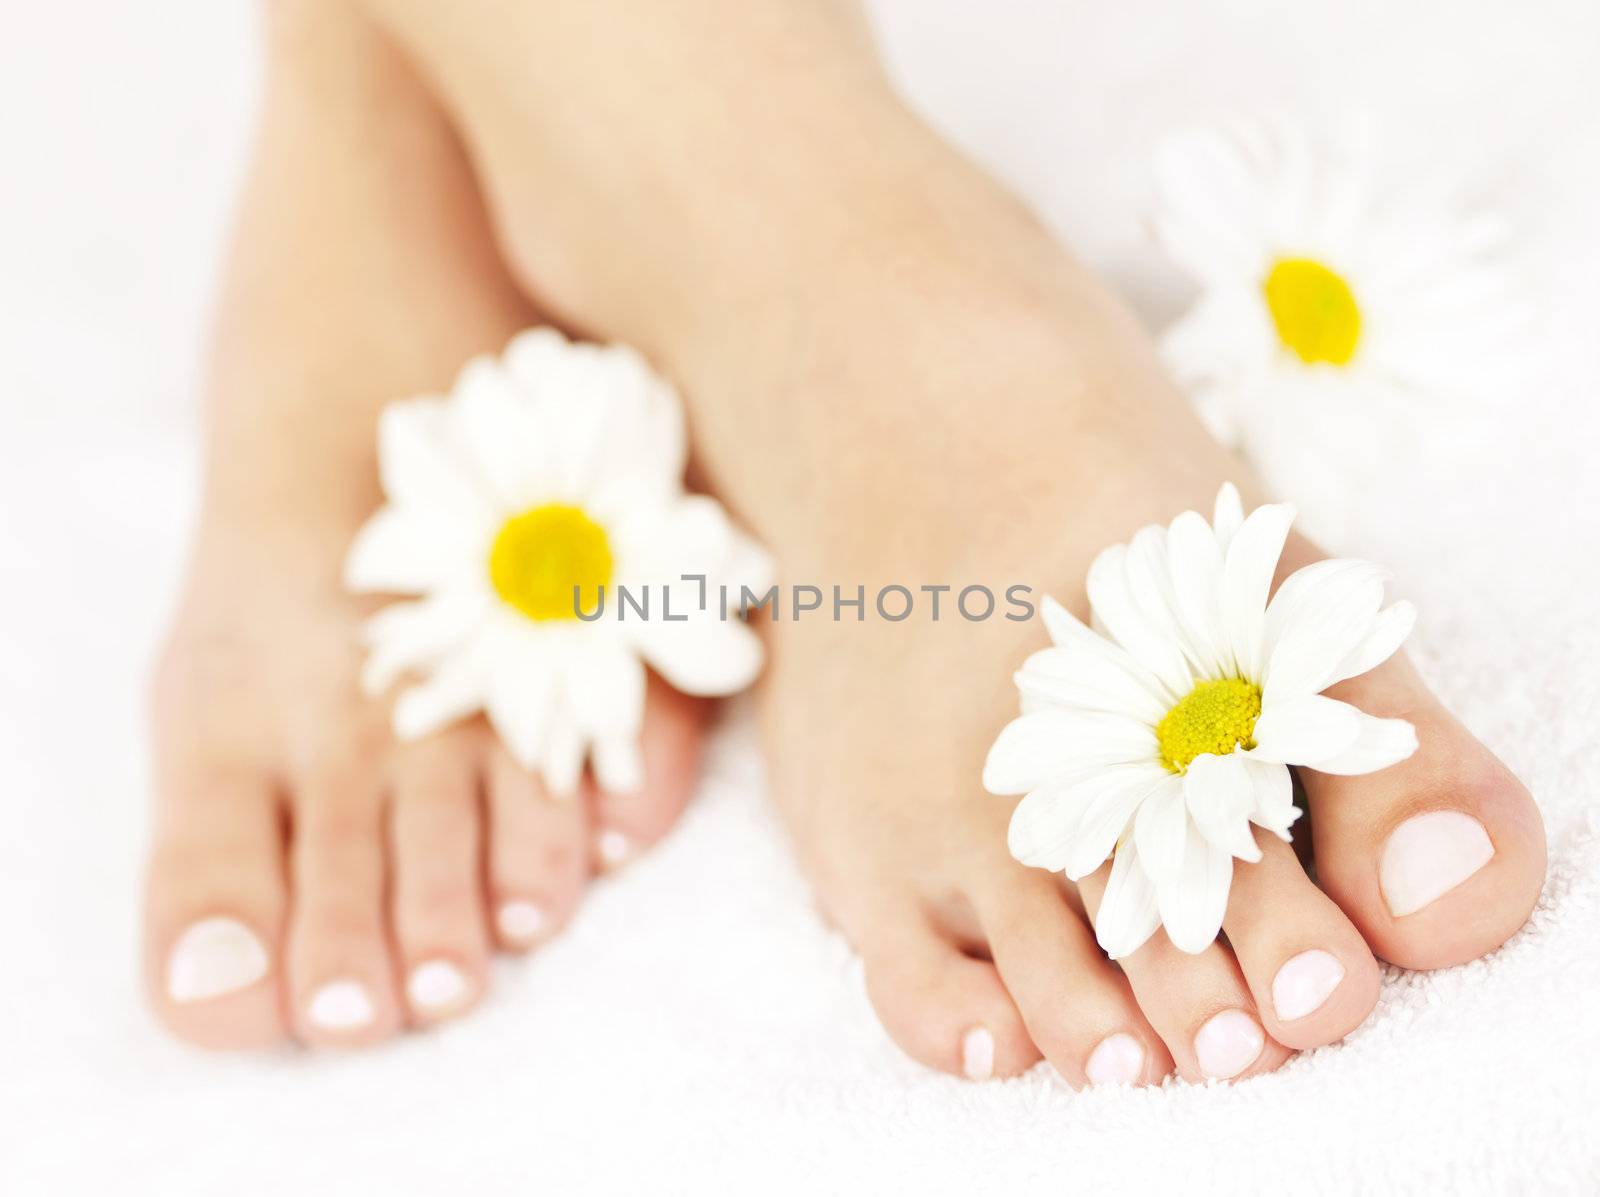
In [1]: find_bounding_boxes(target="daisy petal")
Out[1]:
[1037,596,1171,712]
[984,711,1159,796]
[359,590,487,695]
[629,614,764,697]
[483,629,558,771]
[1095,843,1163,960]
[1327,601,1417,687]
[1262,559,1386,699]
[393,637,490,742]
[539,708,586,800]
[1165,509,1230,678]
[377,398,494,522]
[1184,751,1264,862]
[1066,771,1176,881]
[345,506,474,595]
[1250,693,1362,764]
[1220,501,1295,679]
[1304,714,1418,776]
[1133,780,1190,882]
[451,355,550,508]
[1243,756,1299,841]
[1087,543,1191,698]
[593,735,645,795]
[1158,830,1233,954]
[1013,645,1168,724]
[1212,482,1245,549]
[563,632,647,743]
[1007,780,1093,871]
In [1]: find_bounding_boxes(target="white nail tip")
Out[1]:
[166,917,270,1003]
[497,900,549,943]
[308,979,375,1031]
[1085,1032,1146,1085]
[1194,1009,1265,1080]
[1272,949,1346,1022]
[962,1026,995,1081]
[596,829,632,869]
[408,959,469,1012]
[1380,810,1495,917]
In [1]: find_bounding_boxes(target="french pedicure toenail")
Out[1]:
[961,1026,995,1081]
[308,979,376,1031]
[408,959,469,1013]
[1272,949,1346,1022]
[596,829,633,870]
[1380,811,1496,917]
[496,900,548,944]
[1193,1010,1265,1080]
[1085,1033,1146,1085]
[166,917,270,1003]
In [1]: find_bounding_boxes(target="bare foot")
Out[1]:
[143,2,706,1049]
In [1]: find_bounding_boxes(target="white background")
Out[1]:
[3,2,1598,1193]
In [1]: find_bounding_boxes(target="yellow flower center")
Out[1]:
[487,503,613,622]
[1262,257,1362,366]
[1155,677,1263,773]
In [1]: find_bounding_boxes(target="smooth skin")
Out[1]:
[147,0,1545,1080]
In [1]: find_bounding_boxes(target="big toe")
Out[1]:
[1304,653,1546,971]
[144,769,287,1050]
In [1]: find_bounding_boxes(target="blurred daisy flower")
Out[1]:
[1152,122,1520,541]
[983,484,1416,958]
[345,329,771,797]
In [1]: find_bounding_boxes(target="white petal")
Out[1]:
[1304,714,1418,776]
[1220,501,1295,679]
[377,398,495,521]
[628,613,764,697]
[359,589,487,695]
[1065,770,1175,881]
[1087,542,1191,698]
[1261,559,1386,699]
[1013,645,1167,725]
[1183,752,1263,863]
[451,355,551,509]
[983,711,1159,796]
[1250,693,1362,764]
[1133,780,1190,882]
[1157,831,1233,954]
[1212,482,1245,549]
[1007,780,1093,871]
[392,640,490,742]
[344,505,476,595]
[1326,601,1416,687]
[1037,596,1171,712]
[592,735,645,795]
[1094,843,1163,960]
[483,629,558,770]
[1165,509,1230,678]
[1243,756,1299,841]
[539,707,586,800]
[563,633,646,742]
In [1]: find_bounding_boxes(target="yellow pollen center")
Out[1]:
[1155,677,1263,773]
[487,503,613,622]
[1262,257,1362,366]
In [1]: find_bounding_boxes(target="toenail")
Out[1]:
[1193,1009,1265,1080]
[1085,1033,1145,1085]
[308,979,376,1031]
[596,828,633,870]
[408,959,469,1013]
[1380,811,1495,917]
[961,1026,995,1081]
[166,917,270,1003]
[1272,949,1346,1022]
[496,900,548,944]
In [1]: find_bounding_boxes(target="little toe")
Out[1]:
[1304,651,1546,971]
[389,731,490,1025]
[589,673,707,871]
[286,766,403,1046]
[1221,831,1380,1051]
[857,898,1039,1081]
[144,771,287,1049]
[1079,867,1292,1084]
[976,872,1172,1087]
[485,744,590,950]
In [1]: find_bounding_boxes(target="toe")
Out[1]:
[589,674,706,871]
[144,771,287,1049]
[1221,831,1380,1050]
[1305,651,1546,971]
[857,897,1039,1080]
[389,731,490,1025]
[286,765,403,1046]
[485,744,590,950]
[1079,866,1292,1083]
[976,871,1171,1087]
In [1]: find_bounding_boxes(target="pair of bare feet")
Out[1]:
[145,0,1545,1084]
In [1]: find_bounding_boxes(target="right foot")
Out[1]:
[143,4,708,1049]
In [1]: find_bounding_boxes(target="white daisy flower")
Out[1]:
[1151,121,1519,542]
[983,483,1417,959]
[345,328,771,797]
